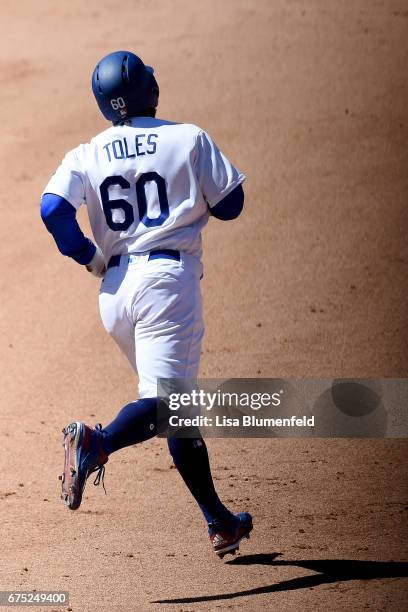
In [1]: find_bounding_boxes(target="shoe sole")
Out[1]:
[216,523,253,559]
[60,421,83,511]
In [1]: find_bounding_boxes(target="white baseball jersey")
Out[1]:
[44,117,245,262]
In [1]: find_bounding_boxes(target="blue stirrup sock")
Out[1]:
[100,398,158,454]
[167,436,236,527]
[99,398,235,527]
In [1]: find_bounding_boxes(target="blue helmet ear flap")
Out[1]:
[149,73,159,109]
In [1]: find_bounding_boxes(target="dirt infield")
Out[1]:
[0,1,407,610]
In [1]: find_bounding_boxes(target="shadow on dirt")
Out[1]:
[153,553,408,604]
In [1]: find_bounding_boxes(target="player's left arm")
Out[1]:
[196,130,246,221]
[208,184,244,220]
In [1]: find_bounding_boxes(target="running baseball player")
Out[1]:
[41,51,252,558]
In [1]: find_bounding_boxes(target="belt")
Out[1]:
[107,249,180,270]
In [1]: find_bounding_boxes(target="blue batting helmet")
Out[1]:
[91,51,159,124]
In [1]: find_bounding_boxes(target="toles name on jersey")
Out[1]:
[103,134,158,162]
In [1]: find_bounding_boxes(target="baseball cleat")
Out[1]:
[209,512,253,558]
[60,421,108,510]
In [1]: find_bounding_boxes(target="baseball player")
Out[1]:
[41,51,252,558]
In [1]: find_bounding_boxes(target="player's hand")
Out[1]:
[86,246,106,278]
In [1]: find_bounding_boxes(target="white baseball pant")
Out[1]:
[98,251,204,398]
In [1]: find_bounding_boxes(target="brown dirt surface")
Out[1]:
[0,1,407,610]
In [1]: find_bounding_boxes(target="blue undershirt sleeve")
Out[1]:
[208,184,244,221]
[40,193,96,265]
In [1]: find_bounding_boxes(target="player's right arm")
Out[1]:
[41,194,105,276]
[40,148,105,277]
